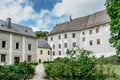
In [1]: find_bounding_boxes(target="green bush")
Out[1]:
[44,49,106,80]
[0,62,35,80]
[43,61,53,63]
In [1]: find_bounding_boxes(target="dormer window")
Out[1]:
[1,24,4,27]
[25,30,27,32]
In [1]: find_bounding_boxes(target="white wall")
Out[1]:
[48,24,115,59]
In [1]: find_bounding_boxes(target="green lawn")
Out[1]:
[103,64,120,80]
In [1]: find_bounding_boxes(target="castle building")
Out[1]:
[47,10,115,59]
[37,39,51,63]
[0,18,37,65]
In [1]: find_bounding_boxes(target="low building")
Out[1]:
[47,10,115,59]
[0,18,37,65]
[37,39,51,63]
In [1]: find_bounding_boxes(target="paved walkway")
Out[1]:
[30,64,47,80]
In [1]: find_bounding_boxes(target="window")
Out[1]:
[28,44,31,50]
[59,51,61,55]
[51,37,53,41]
[16,43,19,49]
[89,30,92,34]
[53,45,55,49]
[48,51,50,55]
[25,30,27,32]
[59,44,61,48]
[72,33,75,38]
[2,41,6,48]
[97,39,100,44]
[53,51,55,56]
[90,40,93,45]
[64,34,67,39]
[82,32,85,35]
[40,50,43,55]
[73,51,76,54]
[73,42,76,47]
[1,54,6,62]
[96,28,99,33]
[82,37,85,42]
[64,43,67,48]
[28,55,31,62]
[58,35,61,39]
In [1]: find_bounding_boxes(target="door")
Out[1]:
[39,59,41,63]
[14,57,20,63]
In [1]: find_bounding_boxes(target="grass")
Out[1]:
[103,64,120,80]
[44,63,120,80]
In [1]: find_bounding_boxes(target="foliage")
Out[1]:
[96,55,120,65]
[43,61,53,63]
[0,62,36,80]
[34,31,49,40]
[44,49,108,80]
[105,0,120,55]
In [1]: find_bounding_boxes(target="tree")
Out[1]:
[105,0,120,55]
[34,31,49,40]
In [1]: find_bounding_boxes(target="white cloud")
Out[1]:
[52,0,106,18]
[0,0,36,23]
[0,0,106,32]
[30,26,40,32]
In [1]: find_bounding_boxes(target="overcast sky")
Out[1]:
[0,0,106,31]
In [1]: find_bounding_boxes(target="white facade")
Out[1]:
[0,30,37,65]
[48,23,115,59]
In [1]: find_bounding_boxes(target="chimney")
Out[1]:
[6,17,11,28]
[69,15,72,22]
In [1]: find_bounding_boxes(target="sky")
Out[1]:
[0,0,106,32]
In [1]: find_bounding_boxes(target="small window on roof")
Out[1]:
[1,24,4,27]
[25,30,27,32]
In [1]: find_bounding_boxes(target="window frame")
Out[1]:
[82,32,85,35]
[72,33,75,38]
[1,54,6,62]
[58,35,61,39]
[97,39,100,45]
[96,27,99,33]
[53,51,55,56]
[28,44,31,50]
[48,51,50,55]
[73,42,76,47]
[28,55,31,62]
[59,44,61,48]
[16,42,19,49]
[40,50,43,55]
[89,30,92,34]
[64,34,67,39]
[64,43,67,48]
[53,45,55,49]
[90,40,93,46]
[2,41,6,48]
[59,51,61,55]
[82,37,85,42]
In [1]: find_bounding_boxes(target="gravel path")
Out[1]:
[30,64,47,80]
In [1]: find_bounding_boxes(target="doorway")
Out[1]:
[14,57,20,63]
[39,59,41,63]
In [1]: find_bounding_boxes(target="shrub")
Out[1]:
[44,49,106,80]
[0,62,35,80]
